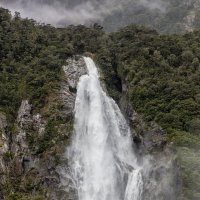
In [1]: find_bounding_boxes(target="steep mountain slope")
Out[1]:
[96,26,200,199]
[101,0,200,33]
[0,8,200,200]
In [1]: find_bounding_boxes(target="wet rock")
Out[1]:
[63,56,87,91]
[0,56,87,199]
[17,100,32,129]
[0,113,9,155]
[143,122,167,153]
[0,112,9,185]
[56,56,87,199]
[119,81,179,199]
[0,188,4,200]
[59,56,87,118]
[33,114,46,136]
[119,91,167,153]
[0,113,7,131]
[15,100,32,151]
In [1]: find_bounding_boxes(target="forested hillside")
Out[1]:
[96,26,200,199]
[0,7,200,199]
[0,8,104,124]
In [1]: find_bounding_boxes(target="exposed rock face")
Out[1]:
[14,100,32,155]
[56,56,87,200]
[143,122,167,152]
[0,112,9,158]
[0,112,9,189]
[63,57,87,92]
[119,80,180,200]
[60,56,87,118]
[0,56,179,199]
[120,80,168,152]
[0,56,87,199]
[8,100,47,175]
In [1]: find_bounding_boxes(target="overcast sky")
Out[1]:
[0,0,168,26]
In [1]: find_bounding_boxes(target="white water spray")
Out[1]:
[68,57,143,200]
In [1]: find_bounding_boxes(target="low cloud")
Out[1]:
[0,0,168,26]
[140,0,168,11]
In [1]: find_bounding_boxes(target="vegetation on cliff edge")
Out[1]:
[1,7,200,200]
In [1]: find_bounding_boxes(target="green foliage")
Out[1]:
[98,25,200,135]
[1,7,200,199]
[36,118,73,155]
[3,152,13,162]
[170,130,200,148]
[0,9,104,124]
[5,193,46,200]
[177,147,200,200]
[95,25,200,199]
[36,119,57,154]
[0,9,61,122]
[0,9,103,198]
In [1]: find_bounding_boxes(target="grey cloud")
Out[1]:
[139,0,168,11]
[0,0,168,26]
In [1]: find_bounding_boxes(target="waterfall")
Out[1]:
[68,57,143,200]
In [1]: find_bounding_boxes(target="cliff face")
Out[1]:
[0,7,199,198]
[0,56,87,200]
[119,81,180,200]
[0,56,179,200]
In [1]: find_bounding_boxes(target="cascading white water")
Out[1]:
[68,57,143,200]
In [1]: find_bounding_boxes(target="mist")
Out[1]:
[0,0,168,26]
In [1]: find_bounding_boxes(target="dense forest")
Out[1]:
[0,7,200,199]
[0,8,104,123]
